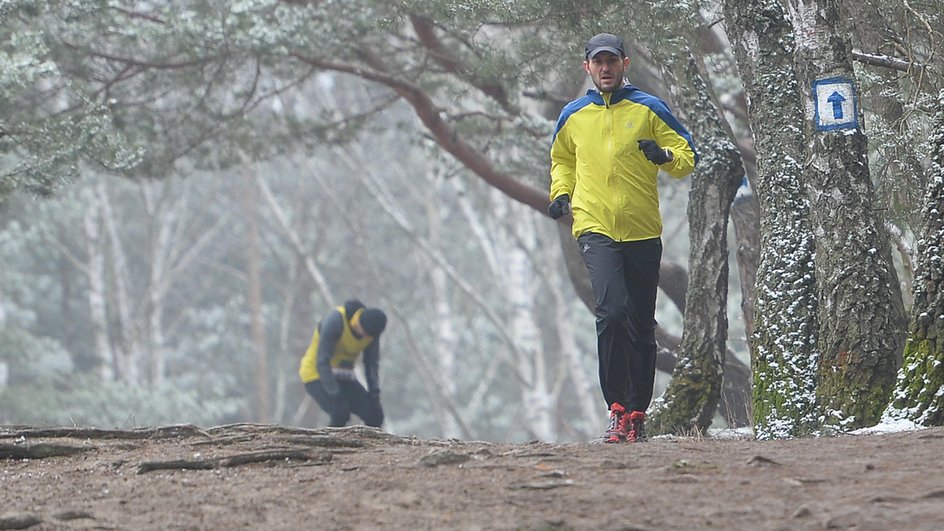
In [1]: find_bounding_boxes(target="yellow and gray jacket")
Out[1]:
[549,83,698,241]
[298,304,380,394]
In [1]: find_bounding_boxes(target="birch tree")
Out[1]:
[425,156,464,439]
[787,0,906,430]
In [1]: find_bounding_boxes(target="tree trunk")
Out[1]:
[647,49,744,435]
[788,0,906,430]
[724,0,822,438]
[428,158,462,439]
[730,181,760,345]
[690,29,762,350]
[242,168,270,422]
[97,179,142,383]
[82,192,114,382]
[141,180,174,388]
[886,89,944,426]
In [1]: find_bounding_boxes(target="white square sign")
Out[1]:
[813,78,857,131]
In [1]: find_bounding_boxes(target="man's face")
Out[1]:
[583,52,629,94]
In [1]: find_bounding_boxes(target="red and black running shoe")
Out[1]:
[626,410,647,442]
[603,402,629,443]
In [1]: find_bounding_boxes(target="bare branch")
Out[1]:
[290,52,549,213]
[852,49,923,73]
[408,15,517,114]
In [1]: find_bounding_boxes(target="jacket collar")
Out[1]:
[586,81,637,105]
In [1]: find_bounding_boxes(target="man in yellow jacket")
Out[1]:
[549,33,698,443]
[299,300,387,427]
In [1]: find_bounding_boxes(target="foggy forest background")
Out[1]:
[1,0,942,442]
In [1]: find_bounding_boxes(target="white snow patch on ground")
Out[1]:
[708,426,755,439]
[851,417,924,435]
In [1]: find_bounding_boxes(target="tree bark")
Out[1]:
[729,177,760,346]
[788,0,906,430]
[647,48,744,435]
[886,89,944,426]
[242,167,270,422]
[724,0,821,438]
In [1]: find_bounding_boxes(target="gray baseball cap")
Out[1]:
[585,33,625,59]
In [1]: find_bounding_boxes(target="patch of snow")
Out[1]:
[708,426,755,440]
[851,417,924,435]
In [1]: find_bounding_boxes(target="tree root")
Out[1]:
[137,449,331,473]
[0,442,90,460]
[0,424,212,441]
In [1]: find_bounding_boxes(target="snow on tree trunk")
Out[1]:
[648,49,743,435]
[724,0,821,438]
[885,89,944,426]
[788,0,906,430]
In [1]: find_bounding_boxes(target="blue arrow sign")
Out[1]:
[827,91,846,119]
[813,78,857,132]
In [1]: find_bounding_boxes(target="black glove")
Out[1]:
[638,140,673,165]
[548,194,571,219]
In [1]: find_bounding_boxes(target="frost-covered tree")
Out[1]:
[787,0,906,430]
[723,0,821,438]
[885,89,944,426]
[646,46,744,434]
[0,3,138,197]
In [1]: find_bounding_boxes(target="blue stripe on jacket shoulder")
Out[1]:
[552,95,597,140]
[623,88,701,164]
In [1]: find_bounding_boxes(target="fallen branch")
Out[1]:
[1,423,415,447]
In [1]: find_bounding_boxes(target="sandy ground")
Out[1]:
[1,423,943,530]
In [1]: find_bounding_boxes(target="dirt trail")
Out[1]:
[2,424,942,530]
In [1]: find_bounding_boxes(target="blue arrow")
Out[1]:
[827,91,846,119]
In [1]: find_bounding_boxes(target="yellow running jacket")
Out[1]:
[549,83,698,241]
[298,306,376,385]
